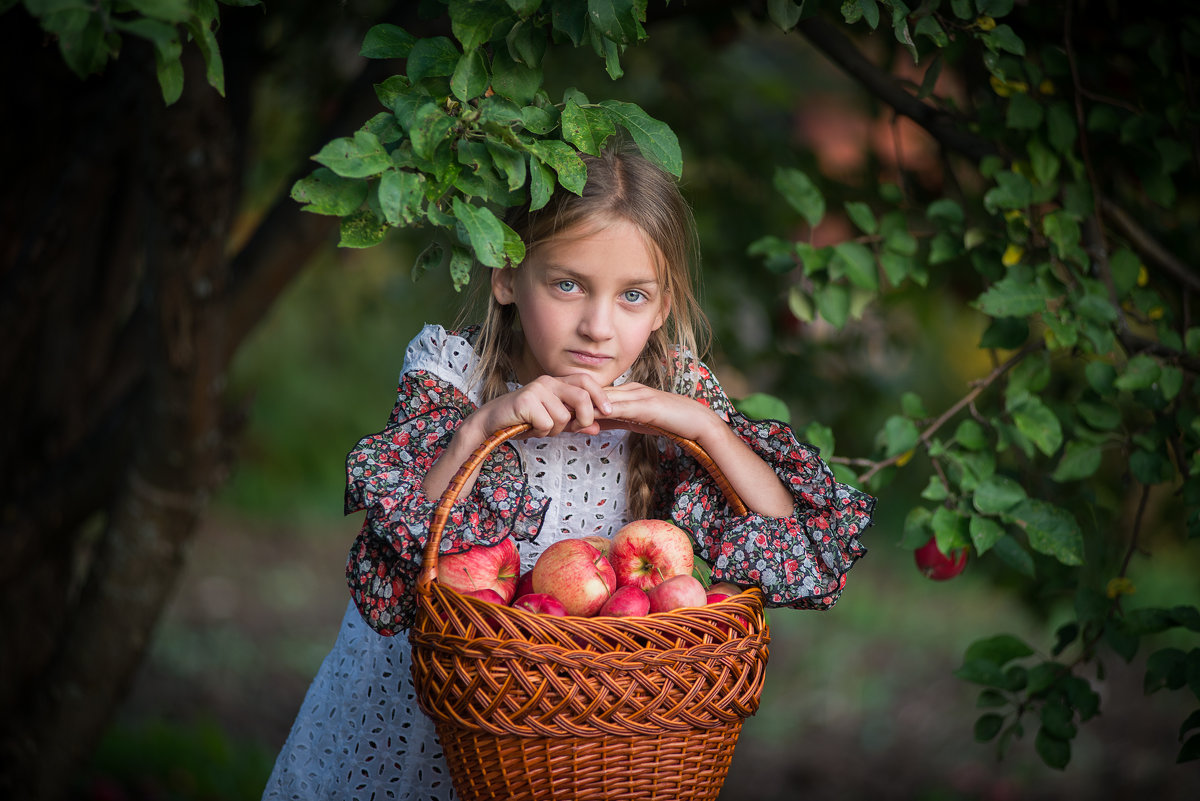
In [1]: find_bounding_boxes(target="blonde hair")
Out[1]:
[464,146,709,519]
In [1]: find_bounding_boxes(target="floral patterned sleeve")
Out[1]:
[344,371,548,635]
[658,354,875,611]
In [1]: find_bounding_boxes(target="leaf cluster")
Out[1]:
[289,0,681,289]
[747,0,1200,768]
[7,0,259,104]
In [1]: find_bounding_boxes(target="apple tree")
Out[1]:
[289,0,1200,770]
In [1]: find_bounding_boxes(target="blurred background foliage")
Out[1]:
[53,2,1200,800]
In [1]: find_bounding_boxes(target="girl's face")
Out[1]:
[492,218,670,387]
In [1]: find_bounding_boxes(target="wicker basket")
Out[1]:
[410,422,771,801]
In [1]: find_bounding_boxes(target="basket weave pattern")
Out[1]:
[410,423,771,801]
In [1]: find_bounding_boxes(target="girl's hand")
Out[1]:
[599,382,795,519]
[597,382,720,442]
[476,373,613,439]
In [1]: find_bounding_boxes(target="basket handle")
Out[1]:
[417,421,749,590]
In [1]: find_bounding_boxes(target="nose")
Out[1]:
[578,298,615,341]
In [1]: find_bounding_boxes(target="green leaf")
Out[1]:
[802,422,834,455]
[1179,733,1200,764]
[975,713,1005,742]
[1075,401,1120,431]
[920,475,949,502]
[487,141,527,191]
[448,245,474,291]
[528,156,555,210]
[411,240,446,283]
[884,415,920,458]
[1114,354,1162,391]
[451,48,490,101]
[361,24,416,59]
[410,104,455,163]
[339,209,388,248]
[597,100,682,178]
[969,515,1005,556]
[984,24,1026,56]
[1010,498,1085,566]
[452,197,506,268]
[844,201,878,234]
[814,283,850,329]
[377,170,424,226]
[587,0,640,44]
[927,198,965,228]
[956,419,987,450]
[506,0,543,15]
[450,0,511,51]
[1035,728,1071,770]
[1041,700,1077,740]
[1010,395,1063,457]
[290,168,368,216]
[1046,102,1077,152]
[1160,365,1183,401]
[520,104,558,134]
[561,99,615,156]
[407,37,460,82]
[973,474,1027,515]
[506,19,547,67]
[1109,248,1142,296]
[983,170,1033,212]
[976,272,1045,316]
[979,317,1029,349]
[1007,91,1043,130]
[734,393,791,423]
[992,534,1035,576]
[312,131,391,178]
[774,168,826,227]
[1051,441,1102,482]
[901,506,933,549]
[491,47,542,105]
[768,0,803,31]
[965,634,1035,666]
[528,139,587,194]
[833,242,879,290]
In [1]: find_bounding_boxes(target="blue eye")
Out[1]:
[556,280,577,292]
[623,290,646,303]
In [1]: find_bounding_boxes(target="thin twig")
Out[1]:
[857,340,1044,483]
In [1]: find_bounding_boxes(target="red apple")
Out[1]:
[914,535,968,580]
[512,592,569,616]
[513,569,535,601]
[438,538,521,603]
[598,585,651,617]
[609,519,696,591]
[582,535,613,557]
[647,574,708,613]
[462,588,505,604]
[532,539,617,617]
[705,581,743,604]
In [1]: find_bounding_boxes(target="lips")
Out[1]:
[568,350,612,365]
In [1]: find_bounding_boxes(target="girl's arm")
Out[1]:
[599,382,794,518]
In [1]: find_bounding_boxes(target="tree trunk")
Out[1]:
[0,17,243,798]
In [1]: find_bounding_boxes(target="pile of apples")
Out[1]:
[437,518,742,618]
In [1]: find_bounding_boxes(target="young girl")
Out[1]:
[262,147,874,800]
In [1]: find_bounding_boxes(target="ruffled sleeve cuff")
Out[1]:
[344,401,549,633]
[661,356,875,609]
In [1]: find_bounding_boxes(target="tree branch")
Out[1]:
[851,340,1044,484]
[795,15,999,163]
[1100,197,1200,294]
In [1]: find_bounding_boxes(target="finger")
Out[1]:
[561,373,614,415]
